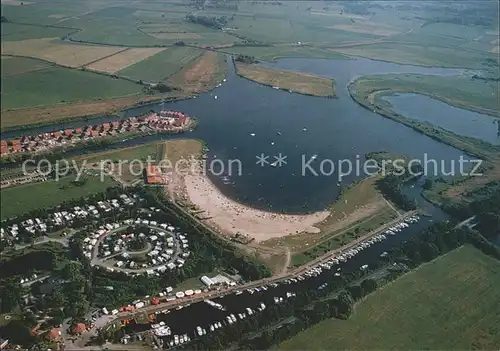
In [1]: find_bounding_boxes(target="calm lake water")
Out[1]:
[4,57,472,213]
[383,93,500,145]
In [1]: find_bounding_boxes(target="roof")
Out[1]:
[147,176,163,184]
[145,164,161,177]
[71,323,86,334]
[47,328,61,340]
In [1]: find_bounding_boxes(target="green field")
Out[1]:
[336,42,497,69]
[62,6,236,47]
[74,142,161,164]
[280,245,500,350]
[1,55,53,77]
[1,175,115,219]
[2,60,142,109]
[1,22,72,41]
[226,45,348,61]
[118,47,202,82]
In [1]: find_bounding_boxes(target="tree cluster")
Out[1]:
[185,14,228,29]
[235,55,258,64]
[376,175,416,211]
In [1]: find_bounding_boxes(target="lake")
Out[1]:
[383,93,500,145]
[3,57,473,213]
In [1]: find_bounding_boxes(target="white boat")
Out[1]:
[250,133,256,136]
[214,95,218,100]
[302,127,308,132]
[270,161,278,167]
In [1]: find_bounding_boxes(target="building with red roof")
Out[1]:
[71,323,86,335]
[46,328,61,341]
[145,164,164,184]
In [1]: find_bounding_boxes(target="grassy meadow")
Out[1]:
[1,175,115,220]
[2,60,141,110]
[73,142,162,164]
[280,245,500,350]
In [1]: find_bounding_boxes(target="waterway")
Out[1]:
[3,57,474,214]
[383,93,500,145]
[5,56,489,343]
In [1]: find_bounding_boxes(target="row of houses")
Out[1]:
[0,110,191,156]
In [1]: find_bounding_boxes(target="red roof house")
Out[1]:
[71,323,86,335]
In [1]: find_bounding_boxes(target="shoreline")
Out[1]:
[183,172,329,242]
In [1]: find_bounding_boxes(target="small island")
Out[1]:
[234,55,336,98]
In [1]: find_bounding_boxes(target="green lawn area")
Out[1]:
[280,245,500,350]
[1,22,72,41]
[118,47,202,82]
[2,63,142,109]
[1,56,53,77]
[74,142,162,164]
[0,175,115,219]
[336,41,497,69]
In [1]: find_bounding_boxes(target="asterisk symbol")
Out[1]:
[256,153,269,167]
[274,153,287,167]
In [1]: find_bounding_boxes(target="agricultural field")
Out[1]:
[1,37,124,68]
[280,245,500,350]
[354,74,500,116]
[235,62,335,97]
[1,62,141,110]
[0,174,116,220]
[62,6,236,47]
[1,55,53,77]
[334,41,496,69]
[226,45,348,61]
[168,51,227,93]
[84,47,166,74]
[1,0,111,25]
[118,46,202,82]
[1,22,71,41]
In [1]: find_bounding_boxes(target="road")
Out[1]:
[14,233,72,250]
[110,210,417,321]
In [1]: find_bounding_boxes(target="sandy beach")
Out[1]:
[184,174,329,242]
